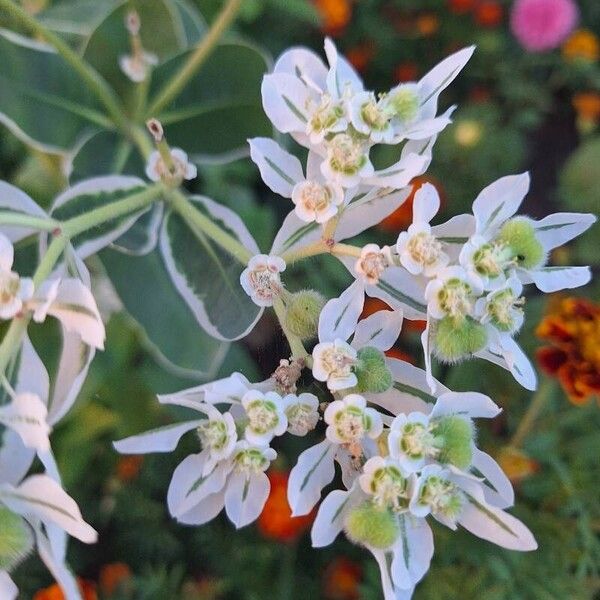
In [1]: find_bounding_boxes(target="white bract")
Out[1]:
[0,233,33,319]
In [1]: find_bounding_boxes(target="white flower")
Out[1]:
[348,91,395,143]
[145,148,197,183]
[196,406,238,472]
[0,234,33,320]
[354,244,393,285]
[283,392,320,436]
[241,390,288,445]
[292,179,344,223]
[239,254,286,307]
[312,338,358,391]
[475,275,525,336]
[424,266,483,321]
[119,50,158,83]
[321,133,374,188]
[324,394,383,445]
[396,183,449,277]
[359,456,413,512]
[388,411,437,473]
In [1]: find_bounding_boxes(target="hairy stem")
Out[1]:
[0,0,129,131]
[280,240,363,264]
[273,298,310,363]
[146,0,243,117]
[167,189,251,263]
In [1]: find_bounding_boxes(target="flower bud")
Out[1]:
[498,218,545,270]
[285,290,325,340]
[432,416,474,469]
[344,500,399,549]
[433,316,488,363]
[0,506,34,571]
[354,346,393,393]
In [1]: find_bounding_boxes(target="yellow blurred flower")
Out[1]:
[416,13,440,37]
[562,29,600,62]
[454,120,483,147]
[498,447,540,483]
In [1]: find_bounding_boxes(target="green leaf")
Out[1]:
[159,196,261,341]
[100,247,228,378]
[0,28,105,153]
[151,41,272,159]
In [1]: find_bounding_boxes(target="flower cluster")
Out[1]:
[114,39,595,599]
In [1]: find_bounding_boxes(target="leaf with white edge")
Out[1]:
[249,138,304,198]
[114,420,204,455]
[152,42,271,160]
[0,572,17,600]
[311,488,355,547]
[0,475,97,543]
[533,212,596,250]
[160,195,261,341]
[0,181,49,243]
[430,391,500,420]
[225,471,271,529]
[270,210,321,255]
[363,152,429,189]
[528,266,592,293]
[50,176,149,260]
[273,46,327,88]
[391,517,434,589]
[261,73,311,134]
[371,549,414,600]
[431,214,475,245]
[368,267,428,320]
[0,29,104,154]
[476,337,537,391]
[111,203,164,256]
[458,480,537,551]
[318,279,364,343]
[352,310,403,351]
[288,439,336,517]
[100,247,228,378]
[471,448,515,509]
[472,173,529,235]
[0,393,50,452]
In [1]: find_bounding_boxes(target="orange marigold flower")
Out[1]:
[385,347,415,364]
[99,562,132,595]
[573,92,600,123]
[448,0,476,14]
[497,447,540,483]
[323,557,363,600]
[416,13,440,37]
[33,580,97,600]
[562,29,600,62]
[536,297,600,405]
[116,455,144,482]
[313,0,352,36]
[474,1,504,27]
[394,61,419,83]
[345,43,375,73]
[257,470,314,543]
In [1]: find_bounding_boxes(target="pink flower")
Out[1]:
[510,0,579,52]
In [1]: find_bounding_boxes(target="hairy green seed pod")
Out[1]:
[285,290,326,340]
[354,346,393,393]
[344,501,399,549]
[433,416,474,469]
[0,506,34,571]
[498,218,545,270]
[433,316,488,363]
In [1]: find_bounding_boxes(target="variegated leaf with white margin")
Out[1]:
[371,549,415,600]
[363,150,429,190]
[0,571,17,600]
[160,195,261,341]
[318,279,364,343]
[352,309,403,351]
[429,391,501,420]
[323,37,364,98]
[111,203,165,257]
[0,180,50,243]
[248,138,304,198]
[311,488,354,548]
[288,439,336,516]
[472,173,529,236]
[471,448,515,509]
[456,476,537,551]
[525,266,592,293]
[387,358,446,406]
[0,474,97,543]
[390,517,434,589]
[225,470,270,529]
[533,212,596,250]
[0,392,50,452]
[49,176,149,260]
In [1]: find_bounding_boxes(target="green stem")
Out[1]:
[146,0,243,117]
[167,189,251,264]
[0,0,129,131]
[509,379,554,449]
[0,212,59,232]
[277,543,297,600]
[273,298,309,362]
[62,184,164,238]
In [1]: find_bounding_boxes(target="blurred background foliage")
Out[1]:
[1,0,599,598]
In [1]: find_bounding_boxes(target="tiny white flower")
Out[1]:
[348,91,394,143]
[197,406,238,469]
[475,275,525,336]
[359,456,413,512]
[396,183,448,277]
[354,244,393,285]
[306,93,347,144]
[459,234,514,291]
[312,338,358,391]
[283,392,320,436]
[387,82,421,127]
[119,50,158,83]
[239,254,286,307]
[291,179,344,223]
[145,148,197,183]
[324,394,383,445]
[232,440,277,475]
[321,133,374,188]
[388,412,436,473]
[424,266,483,321]
[0,234,33,320]
[241,390,287,445]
